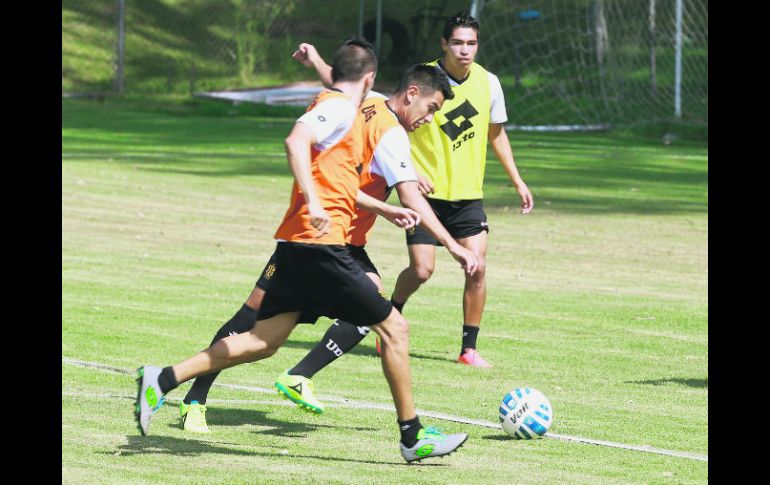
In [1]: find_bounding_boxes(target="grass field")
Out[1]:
[62,97,708,484]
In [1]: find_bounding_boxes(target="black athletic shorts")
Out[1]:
[405,198,488,246]
[256,244,378,290]
[256,242,391,326]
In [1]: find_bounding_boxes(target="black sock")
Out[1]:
[391,298,405,314]
[158,367,178,394]
[183,304,258,404]
[290,320,370,378]
[461,325,480,353]
[398,416,423,447]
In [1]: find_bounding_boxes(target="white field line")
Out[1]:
[62,357,707,462]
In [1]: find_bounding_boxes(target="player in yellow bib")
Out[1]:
[392,12,534,367]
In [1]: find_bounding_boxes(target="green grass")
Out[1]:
[62,97,707,484]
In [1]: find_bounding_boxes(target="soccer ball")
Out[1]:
[499,387,553,439]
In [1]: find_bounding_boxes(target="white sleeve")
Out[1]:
[296,97,356,150]
[488,72,508,124]
[371,127,418,187]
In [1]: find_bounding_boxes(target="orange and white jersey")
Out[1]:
[348,92,418,247]
[274,89,362,245]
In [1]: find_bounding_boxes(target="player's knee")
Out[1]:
[392,313,409,336]
[465,259,486,285]
[260,344,280,358]
[412,263,434,283]
[377,313,409,346]
[239,331,280,360]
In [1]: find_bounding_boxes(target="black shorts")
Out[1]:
[405,198,488,246]
[257,242,391,326]
[346,244,379,276]
[256,244,378,289]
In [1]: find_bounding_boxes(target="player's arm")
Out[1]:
[488,123,533,215]
[284,123,331,235]
[374,127,477,274]
[292,43,333,88]
[415,172,434,195]
[487,72,533,214]
[394,182,478,275]
[356,190,420,229]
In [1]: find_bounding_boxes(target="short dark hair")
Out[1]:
[442,12,480,40]
[331,35,378,83]
[394,64,454,101]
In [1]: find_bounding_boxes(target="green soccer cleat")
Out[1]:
[180,400,210,433]
[274,370,325,415]
[134,365,166,435]
[400,426,469,463]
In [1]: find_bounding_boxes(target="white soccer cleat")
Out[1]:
[400,426,468,463]
[134,365,166,435]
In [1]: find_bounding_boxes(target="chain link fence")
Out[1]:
[62,0,471,96]
[63,0,707,127]
[477,0,708,127]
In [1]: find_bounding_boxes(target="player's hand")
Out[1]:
[308,203,331,236]
[383,206,421,229]
[291,43,321,69]
[516,182,534,214]
[448,244,479,276]
[416,173,434,196]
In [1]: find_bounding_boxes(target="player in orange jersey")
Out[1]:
[134,37,469,463]
[176,64,480,427]
[272,47,489,411]
[175,63,480,431]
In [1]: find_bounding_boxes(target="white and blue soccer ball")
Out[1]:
[499,387,553,439]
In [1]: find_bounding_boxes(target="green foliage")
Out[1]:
[233,0,300,84]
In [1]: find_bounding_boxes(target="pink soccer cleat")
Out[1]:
[456,348,493,368]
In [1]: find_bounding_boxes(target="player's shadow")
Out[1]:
[408,351,458,364]
[279,340,456,363]
[163,401,376,438]
[104,435,256,458]
[481,434,524,441]
[100,435,409,465]
[625,377,708,388]
[280,339,378,358]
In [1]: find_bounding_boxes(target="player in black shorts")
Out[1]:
[134,37,470,463]
[405,199,488,245]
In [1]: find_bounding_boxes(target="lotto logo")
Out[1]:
[439,100,479,140]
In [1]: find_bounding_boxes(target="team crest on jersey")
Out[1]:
[264,263,276,280]
[361,104,376,122]
[439,99,479,140]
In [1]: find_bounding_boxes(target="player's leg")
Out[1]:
[286,271,381,376]
[391,243,436,313]
[370,308,469,462]
[276,247,383,413]
[369,308,414,420]
[134,311,299,435]
[181,256,276,431]
[178,287,263,433]
[275,298,378,413]
[454,201,492,368]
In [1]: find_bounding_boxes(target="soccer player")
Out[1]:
[178,55,480,428]
[134,37,469,463]
[390,12,534,368]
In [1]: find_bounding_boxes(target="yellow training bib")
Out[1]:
[409,60,491,200]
